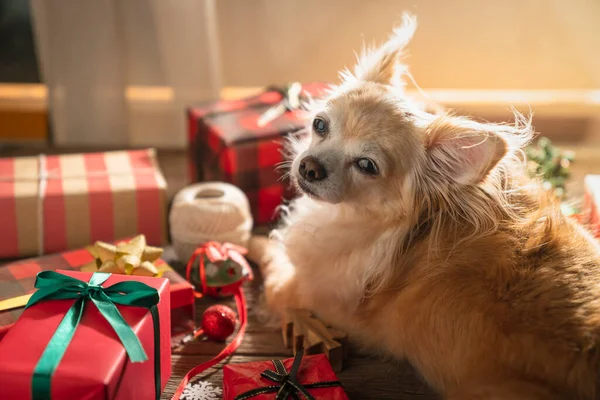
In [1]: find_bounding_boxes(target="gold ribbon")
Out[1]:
[0,236,165,313]
[82,234,164,277]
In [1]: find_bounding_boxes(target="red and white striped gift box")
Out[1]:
[0,149,167,258]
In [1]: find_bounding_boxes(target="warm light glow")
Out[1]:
[1,85,600,118]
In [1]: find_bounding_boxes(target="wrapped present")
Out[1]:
[222,350,348,400]
[0,238,195,340]
[0,270,171,400]
[188,82,329,225]
[0,148,168,259]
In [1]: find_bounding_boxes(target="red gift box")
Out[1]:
[222,353,348,400]
[0,245,194,341]
[187,83,329,225]
[0,270,171,400]
[0,149,168,259]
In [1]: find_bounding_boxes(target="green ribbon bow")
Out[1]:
[25,271,161,400]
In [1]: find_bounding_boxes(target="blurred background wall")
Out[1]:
[218,0,600,90]
[2,0,599,148]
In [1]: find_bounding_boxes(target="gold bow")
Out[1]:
[0,236,166,312]
[88,235,163,277]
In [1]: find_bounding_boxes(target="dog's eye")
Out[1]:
[355,158,379,176]
[312,118,328,136]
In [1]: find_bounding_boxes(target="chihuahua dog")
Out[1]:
[261,14,600,400]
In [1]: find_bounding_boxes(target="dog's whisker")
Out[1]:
[274,162,292,171]
[277,172,291,183]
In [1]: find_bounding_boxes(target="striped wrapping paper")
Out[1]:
[0,149,167,259]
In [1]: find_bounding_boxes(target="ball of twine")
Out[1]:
[169,182,253,262]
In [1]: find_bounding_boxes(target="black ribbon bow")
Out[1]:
[234,350,343,400]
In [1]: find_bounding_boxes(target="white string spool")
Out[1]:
[169,182,253,262]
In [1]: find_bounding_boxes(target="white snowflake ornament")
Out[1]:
[181,380,223,400]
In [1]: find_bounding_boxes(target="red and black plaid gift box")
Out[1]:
[188,82,329,225]
[0,245,195,340]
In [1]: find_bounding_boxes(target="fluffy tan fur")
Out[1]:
[263,13,600,399]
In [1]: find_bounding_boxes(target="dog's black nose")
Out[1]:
[299,156,327,182]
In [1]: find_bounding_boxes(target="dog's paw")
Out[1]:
[262,273,289,310]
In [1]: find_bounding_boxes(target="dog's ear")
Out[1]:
[351,13,416,86]
[424,116,508,186]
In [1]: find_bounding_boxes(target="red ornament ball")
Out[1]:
[201,305,237,341]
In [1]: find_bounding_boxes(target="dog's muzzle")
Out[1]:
[299,156,327,182]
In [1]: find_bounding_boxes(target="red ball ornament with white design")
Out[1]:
[201,305,237,341]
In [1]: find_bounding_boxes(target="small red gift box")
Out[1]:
[222,352,348,400]
[0,270,171,400]
[187,83,329,225]
[0,149,168,259]
[0,244,194,340]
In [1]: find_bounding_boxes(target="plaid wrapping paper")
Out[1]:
[188,83,329,225]
[0,245,195,340]
[0,149,168,258]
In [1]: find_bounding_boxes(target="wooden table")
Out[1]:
[161,257,438,400]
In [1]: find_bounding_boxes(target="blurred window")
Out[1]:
[0,0,40,83]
